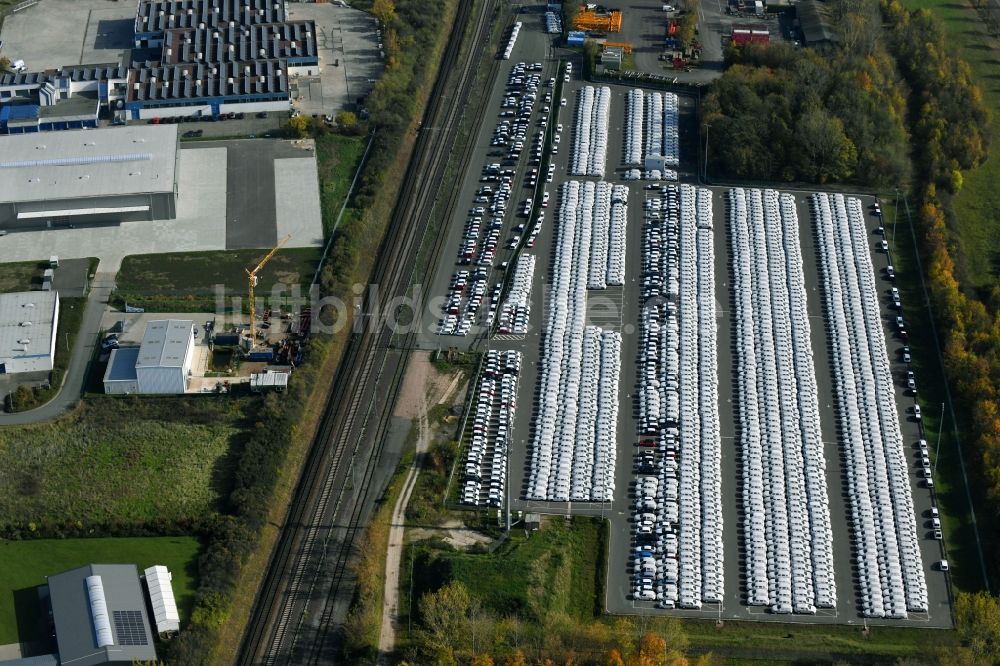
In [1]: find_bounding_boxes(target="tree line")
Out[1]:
[403,581,715,666]
[703,0,1000,656]
[878,0,1000,598]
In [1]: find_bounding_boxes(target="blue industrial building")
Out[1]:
[0,0,320,131]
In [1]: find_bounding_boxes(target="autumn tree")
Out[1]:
[955,591,1000,665]
[503,649,527,666]
[607,650,627,666]
[372,0,395,25]
[636,633,668,666]
[470,655,495,666]
[286,114,311,137]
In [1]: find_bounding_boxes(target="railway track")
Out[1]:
[236,1,498,663]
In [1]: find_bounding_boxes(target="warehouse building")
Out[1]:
[47,564,158,665]
[103,319,195,394]
[0,290,59,375]
[0,0,320,126]
[0,125,178,230]
[0,64,127,134]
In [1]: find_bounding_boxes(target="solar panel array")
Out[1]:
[112,610,148,646]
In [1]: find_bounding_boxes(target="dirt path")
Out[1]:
[377,354,464,661]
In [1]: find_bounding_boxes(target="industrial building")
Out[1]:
[103,319,195,394]
[46,564,158,665]
[0,0,319,128]
[0,290,59,375]
[0,125,179,230]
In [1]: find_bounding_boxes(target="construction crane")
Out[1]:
[246,234,291,349]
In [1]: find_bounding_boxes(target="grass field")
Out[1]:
[880,196,995,591]
[0,261,45,292]
[405,516,953,663]
[0,397,251,526]
[682,616,957,663]
[0,536,201,645]
[408,516,603,624]
[901,0,1000,291]
[315,132,367,234]
[113,247,323,312]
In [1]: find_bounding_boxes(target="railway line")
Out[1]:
[236,1,498,663]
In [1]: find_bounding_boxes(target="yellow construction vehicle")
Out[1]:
[246,234,291,349]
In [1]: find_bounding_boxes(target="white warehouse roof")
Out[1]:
[143,565,180,635]
[0,290,58,363]
[136,319,193,369]
[0,125,178,205]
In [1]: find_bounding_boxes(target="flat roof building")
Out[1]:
[0,0,324,126]
[0,125,178,230]
[102,346,140,395]
[47,564,157,666]
[135,319,195,394]
[0,291,59,374]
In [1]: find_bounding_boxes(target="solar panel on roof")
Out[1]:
[112,610,148,646]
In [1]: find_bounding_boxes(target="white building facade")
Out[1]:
[134,319,195,394]
[0,291,59,374]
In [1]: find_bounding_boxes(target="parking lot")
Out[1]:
[0,0,135,71]
[429,1,951,627]
[286,2,383,114]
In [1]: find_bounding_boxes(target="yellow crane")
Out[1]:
[246,234,291,349]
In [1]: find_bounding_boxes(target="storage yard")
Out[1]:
[425,3,952,627]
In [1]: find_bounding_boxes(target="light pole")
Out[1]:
[703,124,710,182]
[892,188,899,251]
[934,401,945,474]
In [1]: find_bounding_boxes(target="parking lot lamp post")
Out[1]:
[935,402,945,475]
[892,188,899,251]
[703,124,711,182]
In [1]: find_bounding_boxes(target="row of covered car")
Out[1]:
[526,181,622,502]
[570,85,611,177]
[497,254,536,335]
[630,185,722,609]
[811,192,928,618]
[728,188,836,614]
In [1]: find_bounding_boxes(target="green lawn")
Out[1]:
[315,133,366,233]
[881,196,995,591]
[682,616,957,663]
[0,536,201,644]
[902,0,1000,291]
[409,516,603,623]
[113,247,323,312]
[0,261,46,292]
[0,397,251,527]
